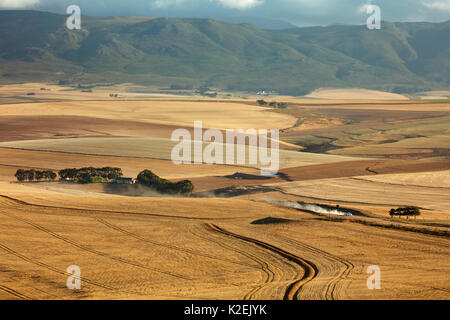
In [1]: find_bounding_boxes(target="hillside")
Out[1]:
[0,10,449,95]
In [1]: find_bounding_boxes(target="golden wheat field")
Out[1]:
[0,84,449,300]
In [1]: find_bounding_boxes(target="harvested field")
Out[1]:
[0,148,257,181]
[266,174,450,213]
[0,137,363,170]
[306,88,409,100]
[0,190,448,300]
[358,170,450,189]
[0,100,297,130]
[0,84,449,300]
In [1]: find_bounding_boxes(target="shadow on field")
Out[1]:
[103,183,186,198]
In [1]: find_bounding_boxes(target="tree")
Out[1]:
[59,168,78,180]
[35,170,44,181]
[43,170,57,180]
[107,167,123,180]
[58,166,122,182]
[26,169,36,182]
[389,207,421,219]
[175,180,194,195]
[137,170,194,195]
[76,174,93,184]
[389,208,396,218]
[14,169,26,182]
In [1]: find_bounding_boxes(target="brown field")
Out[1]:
[0,83,449,300]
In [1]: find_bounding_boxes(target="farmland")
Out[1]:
[0,83,449,300]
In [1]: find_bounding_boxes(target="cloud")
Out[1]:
[0,0,39,8]
[0,0,448,26]
[422,0,450,11]
[214,0,263,9]
[153,0,188,9]
[153,0,263,10]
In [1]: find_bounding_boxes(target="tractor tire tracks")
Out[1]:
[205,224,318,300]
[94,217,261,270]
[0,210,189,281]
[0,284,32,300]
[276,236,354,300]
[189,224,277,300]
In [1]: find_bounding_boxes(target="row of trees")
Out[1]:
[15,167,123,183]
[15,169,57,182]
[389,207,421,219]
[137,170,194,195]
[58,167,123,181]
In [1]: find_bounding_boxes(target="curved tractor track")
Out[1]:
[190,224,279,300]
[275,235,354,300]
[205,224,318,300]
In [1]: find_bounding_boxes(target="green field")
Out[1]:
[282,118,450,157]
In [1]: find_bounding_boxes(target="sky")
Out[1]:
[0,0,449,26]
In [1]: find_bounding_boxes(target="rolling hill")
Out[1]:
[0,10,449,95]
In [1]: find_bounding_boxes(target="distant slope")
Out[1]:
[0,10,449,95]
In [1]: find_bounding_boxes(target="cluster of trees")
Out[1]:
[257,100,288,109]
[15,169,57,182]
[389,207,421,219]
[58,167,123,184]
[137,170,194,195]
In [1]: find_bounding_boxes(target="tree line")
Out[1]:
[15,169,57,182]
[15,167,123,183]
[389,207,421,219]
[14,168,194,195]
[58,167,123,181]
[137,170,194,195]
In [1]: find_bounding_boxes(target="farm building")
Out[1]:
[115,177,137,185]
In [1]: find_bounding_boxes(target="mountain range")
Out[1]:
[1,10,449,95]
